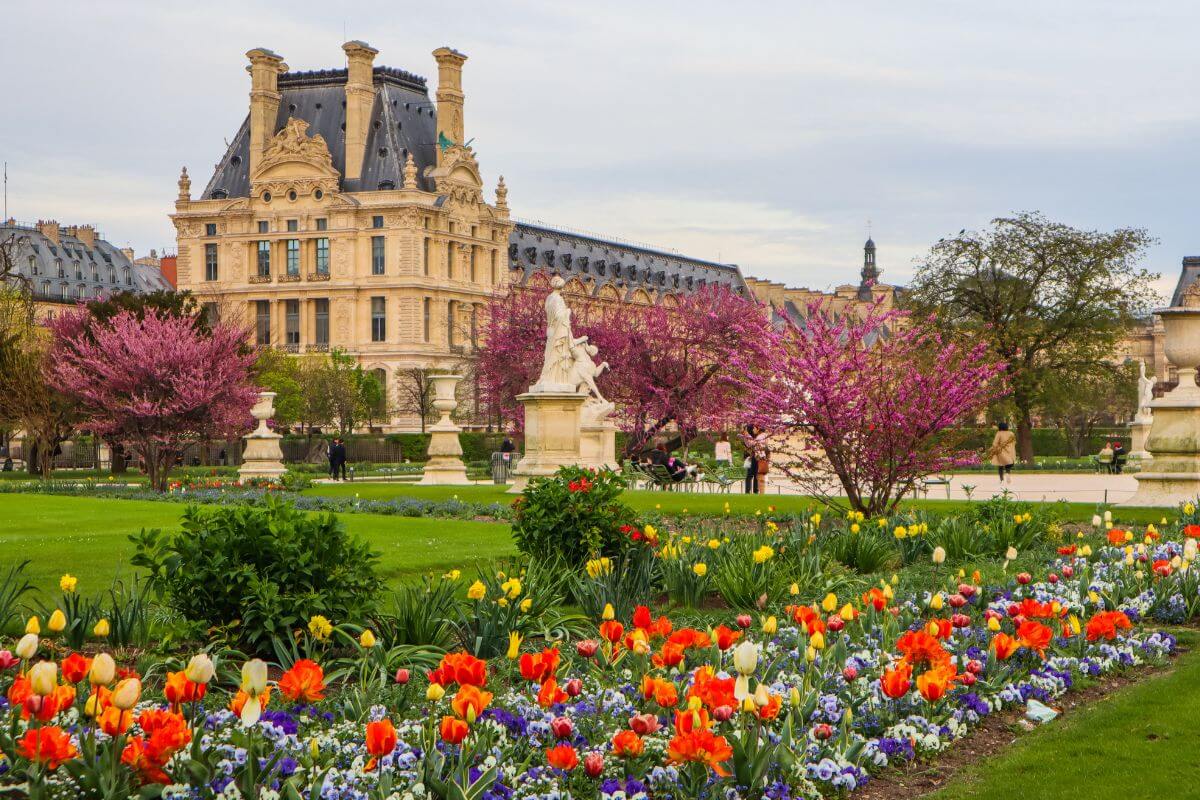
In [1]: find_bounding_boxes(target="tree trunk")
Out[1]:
[1016,410,1035,464]
[39,438,54,480]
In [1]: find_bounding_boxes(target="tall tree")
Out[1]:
[0,289,79,478]
[906,212,1159,462]
[393,367,437,433]
[47,309,258,491]
[733,301,1005,515]
[1038,361,1138,457]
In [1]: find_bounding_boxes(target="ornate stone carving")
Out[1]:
[333,242,351,276]
[177,167,191,202]
[334,301,351,341]
[403,152,419,189]
[495,175,508,212]
[260,118,335,173]
[426,144,484,205]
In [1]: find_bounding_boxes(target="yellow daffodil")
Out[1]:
[810,513,822,526]
[692,562,708,577]
[443,569,461,581]
[752,545,775,564]
[59,574,78,594]
[501,577,522,599]
[308,615,333,640]
[467,580,486,600]
[850,523,860,533]
[520,598,533,612]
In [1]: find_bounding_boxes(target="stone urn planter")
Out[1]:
[418,374,469,485]
[238,391,287,481]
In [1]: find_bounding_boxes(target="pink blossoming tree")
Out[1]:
[46,309,258,492]
[478,278,773,456]
[733,301,1006,515]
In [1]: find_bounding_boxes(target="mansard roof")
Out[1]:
[507,220,748,299]
[201,66,438,200]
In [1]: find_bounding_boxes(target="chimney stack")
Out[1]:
[120,247,135,263]
[343,41,378,182]
[246,48,287,177]
[432,47,467,166]
[37,220,60,244]
[75,224,96,249]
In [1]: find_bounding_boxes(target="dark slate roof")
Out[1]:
[201,66,438,200]
[507,221,748,298]
[1170,256,1200,307]
[2,222,173,302]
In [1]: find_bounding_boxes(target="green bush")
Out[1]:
[510,466,638,567]
[131,497,383,653]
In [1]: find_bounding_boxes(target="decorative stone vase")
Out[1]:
[419,374,469,485]
[238,391,287,481]
[1127,308,1200,504]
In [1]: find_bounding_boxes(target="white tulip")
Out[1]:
[1104,510,1112,522]
[932,547,947,565]
[241,659,268,696]
[240,696,263,727]
[28,661,57,696]
[89,653,116,686]
[1005,547,1018,562]
[185,653,216,684]
[1091,515,1102,527]
[753,683,772,707]
[15,633,38,660]
[732,640,759,677]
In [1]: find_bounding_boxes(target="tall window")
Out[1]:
[56,259,63,277]
[258,220,269,234]
[123,267,132,285]
[447,300,456,347]
[74,261,81,279]
[256,241,271,276]
[285,299,300,345]
[314,298,329,345]
[371,236,385,275]
[204,243,218,281]
[370,297,386,342]
[286,240,299,275]
[423,297,431,342]
[423,238,430,275]
[28,256,37,276]
[470,304,478,348]
[255,301,270,345]
[315,238,330,275]
[60,284,68,299]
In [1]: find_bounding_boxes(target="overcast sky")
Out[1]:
[1,0,1195,296]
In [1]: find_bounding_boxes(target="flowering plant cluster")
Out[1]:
[1,514,1194,799]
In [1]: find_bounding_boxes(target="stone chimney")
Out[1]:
[120,247,135,263]
[75,225,96,249]
[246,48,287,177]
[432,47,467,166]
[342,41,378,182]
[37,220,60,244]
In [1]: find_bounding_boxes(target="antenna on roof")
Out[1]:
[867,218,872,238]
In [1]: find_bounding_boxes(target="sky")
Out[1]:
[1,0,1196,297]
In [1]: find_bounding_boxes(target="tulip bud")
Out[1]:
[426,683,446,701]
[89,652,115,686]
[84,691,105,717]
[761,615,777,635]
[584,752,604,778]
[736,614,752,630]
[932,547,946,565]
[810,631,826,650]
[551,716,574,739]
[359,629,377,648]
[93,619,110,638]
[111,678,141,710]
[15,633,38,661]
[0,650,15,671]
[842,666,858,682]
[966,659,983,674]
[47,610,66,633]
[806,645,817,663]
[732,641,758,676]
[576,639,599,658]
[185,653,215,684]
[241,659,268,696]
[23,695,43,717]
[812,723,834,740]
[25,616,40,635]
[1005,547,1018,561]
[742,697,757,713]
[789,686,801,707]
[713,704,734,722]
[395,668,410,685]
[601,603,615,621]
[28,661,57,696]
[565,678,583,697]
[629,712,660,735]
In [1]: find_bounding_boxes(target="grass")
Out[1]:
[0,494,514,598]
[926,628,1200,800]
[300,482,1171,524]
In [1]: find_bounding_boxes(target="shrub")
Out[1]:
[131,497,383,653]
[510,466,638,567]
[824,529,900,574]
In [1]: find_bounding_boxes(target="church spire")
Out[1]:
[858,232,879,301]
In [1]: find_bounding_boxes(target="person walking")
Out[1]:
[327,437,338,479]
[742,425,759,494]
[714,433,732,467]
[754,428,770,494]
[988,422,1017,484]
[330,438,348,481]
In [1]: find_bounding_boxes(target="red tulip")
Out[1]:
[1016,573,1031,585]
[584,751,604,778]
[550,716,574,739]
[394,668,410,685]
[565,678,583,697]
[958,584,977,598]
[1062,566,1074,578]
[826,615,845,632]
[961,671,977,687]
[1047,573,1058,584]
[713,704,734,722]
[576,640,599,658]
[812,723,834,740]
[736,615,752,630]
[629,713,660,735]
[948,594,967,608]
[951,613,971,629]
[842,666,858,682]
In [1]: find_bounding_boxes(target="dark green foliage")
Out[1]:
[130,496,383,653]
[510,466,638,567]
[824,530,901,574]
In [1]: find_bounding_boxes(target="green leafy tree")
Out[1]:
[254,347,304,429]
[907,212,1159,462]
[1038,360,1138,457]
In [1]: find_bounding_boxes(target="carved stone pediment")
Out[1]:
[426,144,484,205]
[250,117,340,195]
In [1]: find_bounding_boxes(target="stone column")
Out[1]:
[1127,306,1200,505]
[418,374,469,485]
[238,391,287,481]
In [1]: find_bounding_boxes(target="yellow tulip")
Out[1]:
[25,616,40,635]
[47,610,66,633]
[762,615,777,635]
[810,631,826,650]
[839,603,856,620]
[28,661,57,696]
[427,683,446,701]
[89,652,115,685]
[467,580,486,600]
[987,617,1001,632]
[111,678,142,710]
[93,619,110,638]
[821,593,838,613]
[930,593,944,611]
[1069,615,1081,635]
[805,645,817,662]
[185,653,215,684]
[790,583,800,596]
[602,603,615,620]
[359,629,377,648]
[789,686,801,707]
[507,631,523,659]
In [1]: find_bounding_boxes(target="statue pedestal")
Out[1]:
[419,375,470,485]
[1127,307,1200,505]
[510,391,587,493]
[239,391,287,481]
[580,423,619,470]
[1129,418,1152,460]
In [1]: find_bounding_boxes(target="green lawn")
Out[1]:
[927,629,1200,800]
[301,482,1171,524]
[0,494,514,598]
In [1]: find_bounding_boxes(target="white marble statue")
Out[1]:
[1136,360,1156,423]
[569,338,609,402]
[534,276,576,391]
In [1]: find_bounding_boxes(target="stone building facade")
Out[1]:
[172,43,514,428]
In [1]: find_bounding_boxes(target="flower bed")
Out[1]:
[0,522,1194,799]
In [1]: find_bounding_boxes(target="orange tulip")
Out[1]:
[518,647,561,684]
[61,653,92,684]
[991,632,1020,660]
[599,620,625,644]
[364,718,397,770]
[451,684,493,721]
[537,677,568,708]
[915,664,957,702]
[99,706,134,736]
[880,661,912,699]
[427,652,488,688]
[163,670,207,708]
[18,726,78,769]
[1085,610,1132,642]
[667,729,734,777]
[546,743,579,771]
[1017,620,1053,658]
[611,729,644,757]
[278,659,326,703]
[440,715,469,744]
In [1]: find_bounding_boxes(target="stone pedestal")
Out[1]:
[1129,418,1151,460]
[579,398,618,470]
[238,391,287,481]
[1127,307,1200,505]
[509,391,587,492]
[419,374,469,485]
